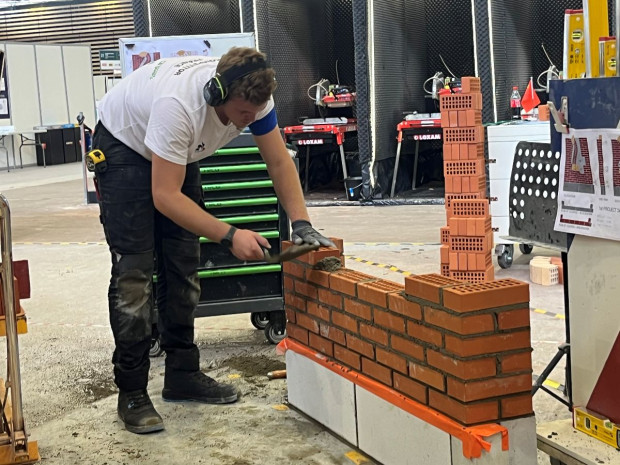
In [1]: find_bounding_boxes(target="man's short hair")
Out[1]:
[217,47,277,106]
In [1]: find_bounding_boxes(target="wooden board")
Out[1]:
[537,419,620,465]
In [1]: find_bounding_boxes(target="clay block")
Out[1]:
[404,274,463,304]
[443,279,529,312]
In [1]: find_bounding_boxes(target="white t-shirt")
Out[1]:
[98,56,275,165]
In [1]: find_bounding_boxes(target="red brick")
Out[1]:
[344,298,372,321]
[497,308,530,330]
[391,335,424,361]
[360,323,388,346]
[362,358,393,386]
[318,288,343,310]
[440,245,450,264]
[405,274,462,304]
[409,361,445,391]
[427,350,496,380]
[306,301,330,321]
[347,334,375,359]
[285,306,297,324]
[358,280,404,307]
[332,311,358,333]
[374,309,406,333]
[330,269,377,296]
[461,77,481,94]
[500,393,534,418]
[407,321,443,347]
[424,306,495,335]
[376,347,407,374]
[449,252,459,271]
[319,323,346,345]
[458,252,468,271]
[443,279,530,312]
[500,351,532,374]
[284,291,306,312]
[309,333,334,357]
[429,390,499,425]
[282,261,305,279]
[329,237,344,254]
[334,344,361,370]
[284,275,294,291]
[394,373,428,404]
[445,330,531,357]
[294,281,318,300]
[286,323,309,345]
[296,313,320,333]
[447,373,532,402]
[297,247,342,266]
[388,294,422,320]
[306,269,331,288]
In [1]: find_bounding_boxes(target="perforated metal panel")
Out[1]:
[147,0,240,37]
[254,0,354,127]
[509,141,567,249]
[472,0,494,123]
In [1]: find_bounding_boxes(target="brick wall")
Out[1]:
[564,138,594,185]
[284,240,533,426]
[613,139,620,187]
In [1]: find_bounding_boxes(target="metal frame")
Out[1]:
[0,194,39,464]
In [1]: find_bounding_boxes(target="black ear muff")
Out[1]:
[203,57,268,106]
[203,75,226,106]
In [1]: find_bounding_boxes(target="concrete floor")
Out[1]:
[0,163,569,464]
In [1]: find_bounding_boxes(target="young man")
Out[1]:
[93,47,334,434]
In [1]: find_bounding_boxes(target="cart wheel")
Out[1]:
[250,312,270,330]
[264,321,287,344]
[498,245,514,269]
[149,336,164,358]
[519,243,534,255]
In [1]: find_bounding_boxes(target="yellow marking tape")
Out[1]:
[345,451,371,464]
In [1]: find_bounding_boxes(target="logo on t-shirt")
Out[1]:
[195,142,205,152]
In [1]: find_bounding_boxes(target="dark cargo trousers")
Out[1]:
[93,122,202,392]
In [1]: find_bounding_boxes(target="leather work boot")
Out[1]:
[162,370,239,404]
[117,390,164,434]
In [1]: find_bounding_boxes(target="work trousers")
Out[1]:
[93,122,202,392]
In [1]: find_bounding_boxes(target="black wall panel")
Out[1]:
[425,0,476,98]
[490,0,534,121]
[371,0,427,163]
[254,0,354,127]
[142,0,240,37]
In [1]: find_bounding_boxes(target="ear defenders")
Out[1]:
[203,58,267,106]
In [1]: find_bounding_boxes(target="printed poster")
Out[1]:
[555,128,620,241]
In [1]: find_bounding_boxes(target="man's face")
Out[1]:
[223,97,267,129]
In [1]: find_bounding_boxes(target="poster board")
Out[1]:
[554,128,620,241]
[119,33,256,78]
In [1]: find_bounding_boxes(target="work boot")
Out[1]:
[117,390,164,434]
[162,370,239,404]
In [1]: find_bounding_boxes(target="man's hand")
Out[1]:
[230,229,271,261]
[291,220,336,247]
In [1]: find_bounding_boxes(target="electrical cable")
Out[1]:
[439,54,456,78]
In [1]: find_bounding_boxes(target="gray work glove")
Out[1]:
[291,220,336,248]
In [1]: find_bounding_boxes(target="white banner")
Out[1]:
[555,128,620,241]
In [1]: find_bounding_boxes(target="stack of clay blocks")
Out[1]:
[529,256,563,286]
[440,77,492,282]
[442,199,494,283]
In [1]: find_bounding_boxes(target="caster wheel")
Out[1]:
[519,243,534,255]
[149,336,164,358]
[264,321,287,344]
[498,245,514,269]
[250,312,270,330]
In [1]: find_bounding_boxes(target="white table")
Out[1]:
[0,126,15,171]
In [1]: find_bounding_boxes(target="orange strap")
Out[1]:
[278,338,509,459]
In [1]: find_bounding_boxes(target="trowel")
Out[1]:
[262,242,319,264]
